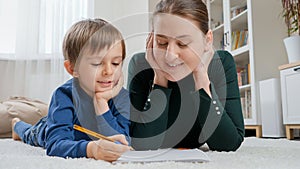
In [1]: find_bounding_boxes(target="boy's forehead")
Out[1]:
[79,41,123,60]
[86,51,106,59]
[82,47,109,59]
[84,46,122,60]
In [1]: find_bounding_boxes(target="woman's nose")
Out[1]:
[165,43,179,61]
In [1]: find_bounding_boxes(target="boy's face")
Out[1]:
[76,42,123,97]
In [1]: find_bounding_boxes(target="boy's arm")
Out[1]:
[45,86,89,158]
[95,88,131,142]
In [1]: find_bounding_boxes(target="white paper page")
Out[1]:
[115,148,210,163]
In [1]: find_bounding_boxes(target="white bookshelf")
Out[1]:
[207,0,287,129]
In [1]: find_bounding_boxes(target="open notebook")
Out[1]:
[114,148,210,163]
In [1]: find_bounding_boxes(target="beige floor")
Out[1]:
[0,137,299,169]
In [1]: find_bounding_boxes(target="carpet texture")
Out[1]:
[0,137,299,169]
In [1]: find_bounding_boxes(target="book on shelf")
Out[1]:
[240,90,252,119]
[241,97,246,118]
[237,64,250,86]
[247,63,251,83]
[231,29,248,51]
[231,4,247,18]
[245,90,252,118]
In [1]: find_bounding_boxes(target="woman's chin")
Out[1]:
[164,72,188,82]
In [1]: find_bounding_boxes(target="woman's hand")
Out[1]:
[86,134,131,162]
[145,32,168,88]
[94,74,124,115]
[192,45,214,96]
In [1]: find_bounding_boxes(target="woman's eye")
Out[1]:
[178,41,190,47]
[157,40,168,46]
[178,43,188,47]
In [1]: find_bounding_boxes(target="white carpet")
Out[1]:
[0,137,299,169]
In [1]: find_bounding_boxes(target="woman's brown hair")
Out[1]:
[153,0,209,34]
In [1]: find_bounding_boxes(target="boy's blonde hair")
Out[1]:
[62,18,126,66]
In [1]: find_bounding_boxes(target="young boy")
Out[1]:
[12,18,131,162]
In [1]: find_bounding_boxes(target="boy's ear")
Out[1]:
[64,60,78,77]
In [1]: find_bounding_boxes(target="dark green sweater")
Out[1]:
[127,50,244,151]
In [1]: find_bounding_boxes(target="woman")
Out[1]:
[128,0,244,151]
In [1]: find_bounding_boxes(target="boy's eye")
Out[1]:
[91,63,101,66]
[112,62,121,66]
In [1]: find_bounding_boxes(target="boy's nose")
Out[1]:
[102,64,113,76]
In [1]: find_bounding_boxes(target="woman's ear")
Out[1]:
[64,60,78,77]
[204,30,213,52]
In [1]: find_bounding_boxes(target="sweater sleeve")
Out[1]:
[193,50,245,151]
[128,53,172,150]
[45,85,89,158]
[95,88,131,143]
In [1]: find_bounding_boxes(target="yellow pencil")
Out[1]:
[73,124,115,142]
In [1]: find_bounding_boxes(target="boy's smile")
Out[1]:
[75,42,123,97]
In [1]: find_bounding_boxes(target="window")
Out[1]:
[0,0,93,58]
[0,0,17,53]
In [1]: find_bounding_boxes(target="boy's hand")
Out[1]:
[86,134,131,162]
[94,74,124,115]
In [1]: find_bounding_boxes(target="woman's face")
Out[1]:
[153,14,208,81]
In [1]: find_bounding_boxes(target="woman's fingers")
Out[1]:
[146,33,162,71]
[146,32,154,49]
[200,44,214,70]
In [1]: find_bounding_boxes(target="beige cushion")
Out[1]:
[0,96,48,138]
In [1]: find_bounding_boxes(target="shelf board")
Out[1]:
[231,9,248,31]
[239,84,251,92]
[212,23,224,38]
[239,84,251,90]
[231,45,249,65]
[212,23,224,32]
[231,9,247,22]
[230,45,249,56]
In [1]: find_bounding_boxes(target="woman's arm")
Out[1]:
[127,53,172,150]
[195,51,244,151]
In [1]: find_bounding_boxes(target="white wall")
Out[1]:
[94,0,150,88]
[0,59,68,103]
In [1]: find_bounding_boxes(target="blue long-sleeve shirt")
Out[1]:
[45,78,130,158]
